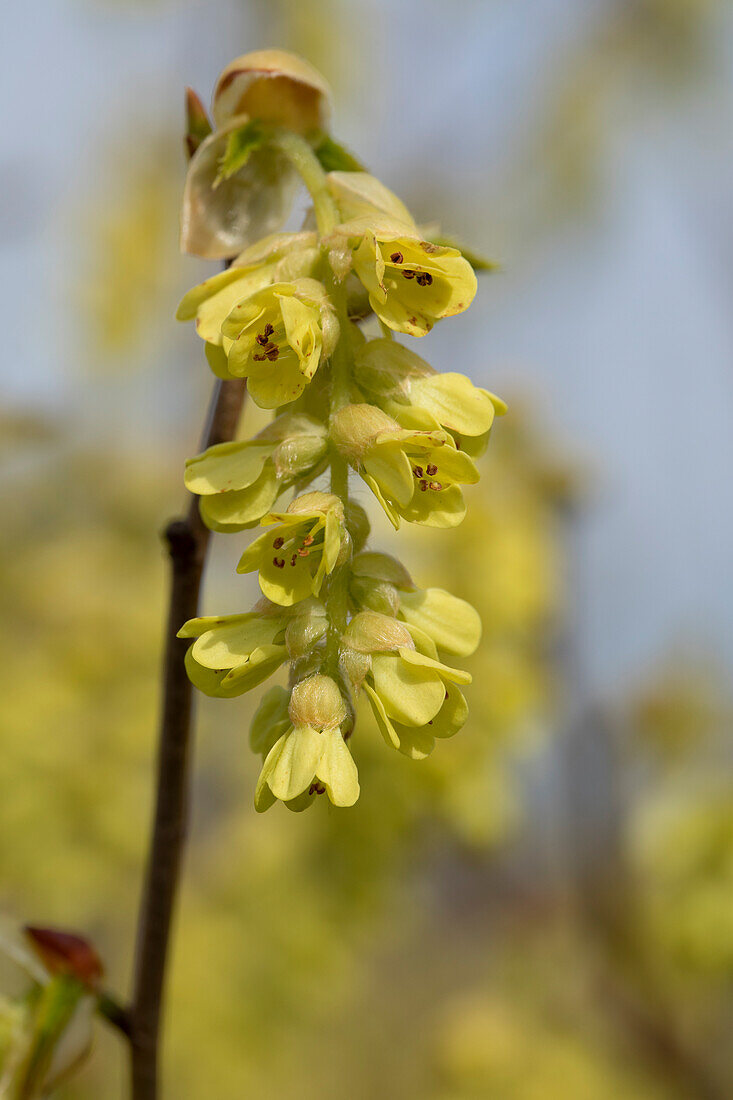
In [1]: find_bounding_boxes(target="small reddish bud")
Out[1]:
[185,87,212,161]
[25,926,103,988]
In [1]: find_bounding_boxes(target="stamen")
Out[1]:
[426,464,438,476]
[419,480,428,492]
[416,272,433,287]
[308,782,326,796]
[297,548,310,557]
[302,534,314,547]
[255,323,275,346]
[412,465,424,478]
[390,251,404,264]
[272,537,284,549]
[290,554,298,567]
[253,339,280,362]
[273,557,285,569]
[402,269,416,280]
[428,481,443,491]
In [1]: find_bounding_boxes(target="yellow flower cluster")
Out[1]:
[176,50,504,812]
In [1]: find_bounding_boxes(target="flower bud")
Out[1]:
[343,610,414,654]
[285,598,329,658]
[213,50,332,134]
[288,674,346,731]
[284,490,342,518]
[339,646,372,690]
[350,576,400,617]
[344,500,371,554]
[24,928,102,990]
[329,403,399,462]
[184,87,212,160]
[272,431,328,480]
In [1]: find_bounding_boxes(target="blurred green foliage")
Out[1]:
[5,0,731,1095]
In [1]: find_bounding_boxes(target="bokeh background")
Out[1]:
[2,1,733,1097]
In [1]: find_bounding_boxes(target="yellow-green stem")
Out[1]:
[272,130,353,651]
[271,128,338,236]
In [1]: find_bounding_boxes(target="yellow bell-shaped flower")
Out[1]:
[354,338,504,453]
[176,232,319,343]
[236,492,345,607]
[332,215,477,336]
[184,412,328,533]
[178,605,290,697]
[331,404,479,529]
[254,674,359,812]
[343,610,471,760]
[219,278,339,408]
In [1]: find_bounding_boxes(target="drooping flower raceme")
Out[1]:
[176,50,503,811]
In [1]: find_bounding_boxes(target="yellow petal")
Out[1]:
[370,652,445,726]
[259,548,317,606]
[315,728,360,807]
[185,441,273,494]
[249,686,291,755]
[401,483,467,528]
[397,647,472,686]
[399,587,481,657]
[246,356,309,409]
[191,617,283,669]
[363,442,414,507]
[328,172,415,226]
[411,372,496,438]
[264,725,323,802]
[199,468,280,533]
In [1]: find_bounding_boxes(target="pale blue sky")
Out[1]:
[2,0,732,697]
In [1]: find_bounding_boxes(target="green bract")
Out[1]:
[236,492,345,606]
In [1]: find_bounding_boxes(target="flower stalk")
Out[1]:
[129,377,245,1100]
